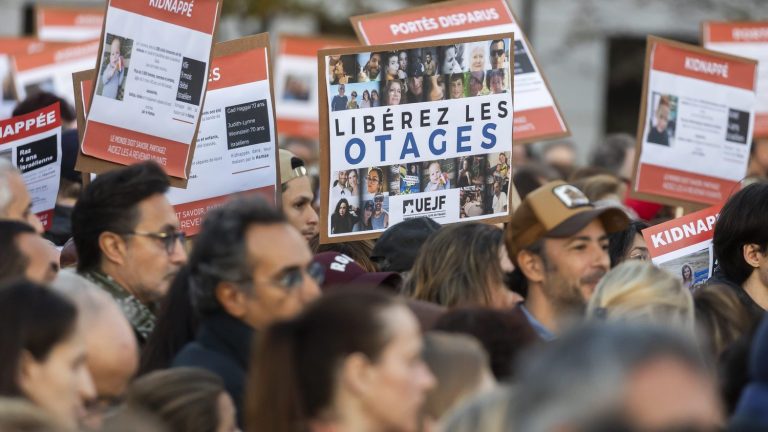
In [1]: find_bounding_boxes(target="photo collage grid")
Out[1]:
[327,39,511,111]
[329,152,511,234]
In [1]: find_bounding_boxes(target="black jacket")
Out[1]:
[172,313,254,425]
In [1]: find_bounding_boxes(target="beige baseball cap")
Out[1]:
[279,149,308,185]
[506,180,630,262]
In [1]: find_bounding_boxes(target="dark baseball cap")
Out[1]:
[506,180,629,263]
[371,217,441,273]
[313,252,401,291]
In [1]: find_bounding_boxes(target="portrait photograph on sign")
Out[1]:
[319,33,514,243]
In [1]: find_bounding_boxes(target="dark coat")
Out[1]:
[172,313,254,425]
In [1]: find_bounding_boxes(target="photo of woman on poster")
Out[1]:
[353,200,374,232]
[486,69,506,94]
[360,90,371,108]
[681,264,693,290]
[371,89,380,107]
[467,42,488,72]
[384,79,404,105]
[441,44,463,74]
[458,157,475,187]
[331,198,357,234]
[385,52,400,81]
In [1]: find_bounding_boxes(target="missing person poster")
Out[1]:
[36,6,105,42]
[0,38,47,118]
[80,0,221,180]
[642,205,721,292]
[12,40,99,108]
[0,103,62,230]
[633,36,758,207]
[319,34,514,243]
[73,35,279,236]
[350,0,567,143]
[703,21,768,138]
[274,35,356,139]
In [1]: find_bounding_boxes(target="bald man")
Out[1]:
[52,270,139,429]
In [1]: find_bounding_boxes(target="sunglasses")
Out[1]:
[490,49,505,57]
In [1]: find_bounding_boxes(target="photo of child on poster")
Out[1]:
[96,34,131,101]
[646,92,678,146]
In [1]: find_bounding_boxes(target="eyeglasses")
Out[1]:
[366,176,380,183]
[122,229,186,254]
[242,261,325,293]
[490,49,505,57]
[374,197,384,203]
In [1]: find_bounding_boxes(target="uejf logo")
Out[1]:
[403,195,446,215]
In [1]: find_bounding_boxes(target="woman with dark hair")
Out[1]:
[458,158,474,187]
[371,89,380,107]
[0,280,95,430]
[247,289,435,432]
[384,79,404,106]
[124,368,237,432]
[331,198,356,234]
[139,266,199,375]
[607,220,650,267]
[360,90,371,108]
[405,223,522,309]
[352,200,374,232]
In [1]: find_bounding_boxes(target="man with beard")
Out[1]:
[371,193,389,230]
[406,67,425,103]
[72,162,188,345]
[359,52,382,81]
[504,181,628,340]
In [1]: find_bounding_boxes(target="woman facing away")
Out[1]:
[247,289,435,432]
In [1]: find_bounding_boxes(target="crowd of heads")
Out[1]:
[3,84,768,432]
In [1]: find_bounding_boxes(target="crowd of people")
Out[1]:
[3,81,768,432]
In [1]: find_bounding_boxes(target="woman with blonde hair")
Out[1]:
[586,261,694,332]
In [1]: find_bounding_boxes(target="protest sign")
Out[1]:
[350,0,567,143]
[632,36,758,207]
[36,5,104,42]
[0,38,48,118]
[274,34,356,140]
[0,103,62,230]
[73,34,280,236]
[319,34,514,243]
[80,0,222,181]
[642,205,721,291]
[703,21,768,138]
[11,39,99,108]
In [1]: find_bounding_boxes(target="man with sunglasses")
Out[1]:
[173,197,321,424]
[489,39,507,70]
[72,162,187,345]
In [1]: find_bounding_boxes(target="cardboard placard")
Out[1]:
[0,103,62,230]
[350,0,568,144]
[319,33,515,244]
[11,39,99,108]
[79,0,222,182]
[642,205,721,291]
[631,36,758,208]
[702,21,768,138]
[274,34,357,140]
[35,5,105,42]
[73,34,281,236]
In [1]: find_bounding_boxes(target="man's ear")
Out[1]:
[743,244,764,268]
[215,282,248,319]
[517,249,545,283]
[16,350,39,396]
[99,232,128,266]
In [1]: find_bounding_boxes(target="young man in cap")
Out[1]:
[279,149,318,243]
[505,180,629,339]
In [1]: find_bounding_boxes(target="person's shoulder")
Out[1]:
[172,341,242,376]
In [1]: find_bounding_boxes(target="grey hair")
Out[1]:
[511,323,709,432]
[51,269,119,321]
[0,159,19,217]
[441,386,515,432]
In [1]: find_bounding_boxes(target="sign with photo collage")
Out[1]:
[319,33,514,243]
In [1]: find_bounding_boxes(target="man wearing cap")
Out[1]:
[505,181,628,340]
[371,193,389,230]
[279,149,318,243]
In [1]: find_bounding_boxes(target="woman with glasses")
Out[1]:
[247,289,435,432]
[331,198,356,234]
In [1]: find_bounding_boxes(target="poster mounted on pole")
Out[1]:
[631,36,758,207]
[350,0,568,144]
[642,205,721,291]
[274,34,356,140]
[702,21,768,138]
[35,5,105,42]
[73,34,281,236]
[319,33,515,244]
[79,0,222,182]
[0,103,62,230]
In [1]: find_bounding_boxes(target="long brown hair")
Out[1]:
[405,223,506,308]
[246,290,401,432]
